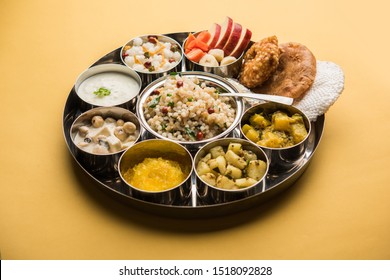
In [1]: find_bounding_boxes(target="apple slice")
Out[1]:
[207,23,221,49]
[230,27,252,58]
[222,22,242,56]
[214,17,234,49]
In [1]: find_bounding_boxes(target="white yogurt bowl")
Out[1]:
[75,64,142,112]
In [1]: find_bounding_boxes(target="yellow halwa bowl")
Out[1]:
[118,139,193,204]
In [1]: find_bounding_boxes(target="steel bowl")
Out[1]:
[240,102,312,174]
[74,64,142,112]
[118,139,193,205]
[120,34,183,88]
[194,138,269,204]
[136,71,244,152]
[70,106,141,178]
[182,32,244,79]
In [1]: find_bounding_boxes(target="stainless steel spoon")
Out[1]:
[219,92,294,105]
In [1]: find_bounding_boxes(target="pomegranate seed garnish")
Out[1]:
[161,107,169,114]
[196,131,204,141]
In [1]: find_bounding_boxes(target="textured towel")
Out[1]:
[228,61,344,121]
[295,61,344,121]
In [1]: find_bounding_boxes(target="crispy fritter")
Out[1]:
[239,36,281,88]
[253,42,316,100]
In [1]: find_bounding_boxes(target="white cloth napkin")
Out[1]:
[228,61,345,121]
[295,61,344,121]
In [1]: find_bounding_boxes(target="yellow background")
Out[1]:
[1,0,389,259]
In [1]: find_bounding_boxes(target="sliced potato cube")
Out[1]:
[207,158,218,170]
[273,111,291,131]
[215,155,227,174]
[225,164,242,179]
[243,150,257,161]
[216,175,236,189]
[228,142,242,155]
[257,131,284,148]
[210,146,225,159]
[250,113,271,128]
[290,123,308,144]
[225,150,247,169]
[246,160,267,180]
[245,128,260,143]
[235,177,258,188]
[290,113,304,124]
[200,152,212,163]
[200,173,216,186]
[241,124,253,134]
[196,161,212,176]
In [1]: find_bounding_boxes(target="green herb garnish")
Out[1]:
[168,101,174,107]
[144,52,150,58]
[170,45,179,52]
[148,96,161,108]
[184,127,196,140]
[169,72,178,76]
[93,87,111,97]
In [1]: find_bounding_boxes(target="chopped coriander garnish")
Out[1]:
[188,97,193,102]
[93,87,111,97]
[167,93,172,97]
[170,45,179,52]
[169,72,178,76]
[144,52,150,58]
[148,96,161,108]
[168,101,174,107]
[184,127,196,140]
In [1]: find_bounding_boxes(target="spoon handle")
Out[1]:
[219,92,294,105]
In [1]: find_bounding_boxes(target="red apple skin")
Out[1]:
[214,17,233,49]
[230,28,252,58]
[222,22,243,56]
[207,23,221,49]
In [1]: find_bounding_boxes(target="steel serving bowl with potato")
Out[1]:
[240,102,312,173]
[194,138,269,204]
